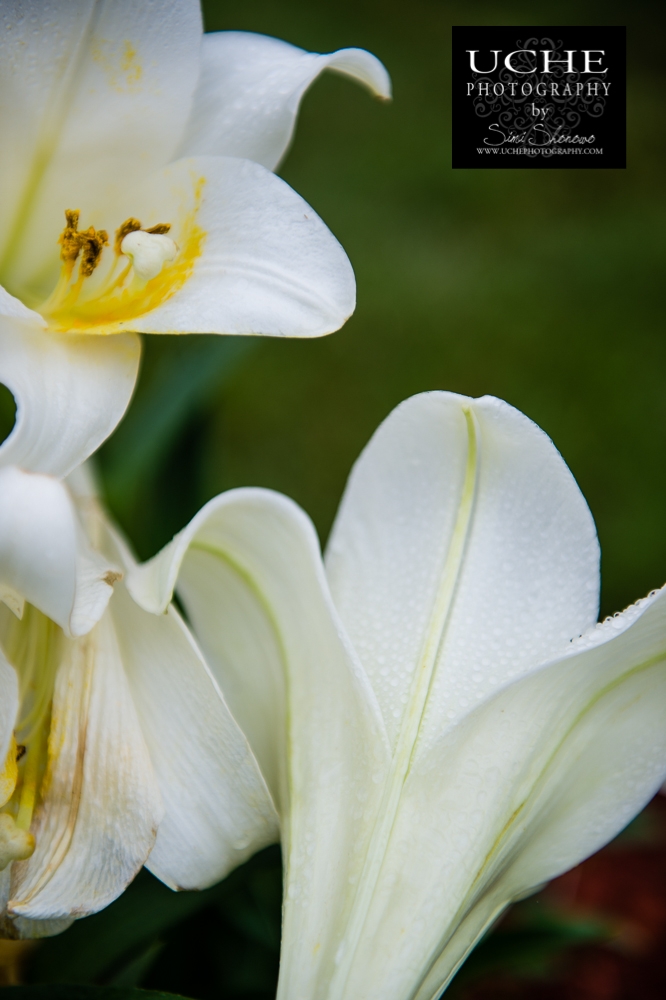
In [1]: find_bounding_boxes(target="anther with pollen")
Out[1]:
[57,209,109,278]
[58,209,83,266]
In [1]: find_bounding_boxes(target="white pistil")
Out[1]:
[120,230,177,282]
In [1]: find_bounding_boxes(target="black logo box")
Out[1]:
[451,26,626,169]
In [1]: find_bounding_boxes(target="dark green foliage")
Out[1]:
[27,849,281,999]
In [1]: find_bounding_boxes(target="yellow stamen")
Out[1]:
[0,738,18,810]
[58,209,83,269]
[0,606,60,846]
[38,177,205,335]
[78,226,109,277]
[14,740,41,832]
[43,211,111,314]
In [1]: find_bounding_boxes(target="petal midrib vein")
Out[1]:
[327,406,481,1000]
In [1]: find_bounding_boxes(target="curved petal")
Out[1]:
[0,467,118,637]
[325,391,600,749]
[8,608,163,922]
[177,31,391,171]
[0,0,202,300]
[175,545,286,810]
[127,488,389,981]
[326,587,666,1000]
[0,317,140,477]
[63,156,355,338]
[0,286,46,326]
[101,519,279,891]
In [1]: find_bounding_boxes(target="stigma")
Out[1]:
[120,229,177,282]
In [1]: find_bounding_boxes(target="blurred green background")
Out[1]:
[16,0,666,997]
[102,0,666,622]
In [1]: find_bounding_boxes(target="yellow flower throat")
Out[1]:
[38,179,205,334]
[0,607,61,871]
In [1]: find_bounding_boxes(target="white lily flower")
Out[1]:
[0,465,277,939]
[0,1,391,433]
[128,391,666,1000]
[0,308,141,632]
[0,1,389,938]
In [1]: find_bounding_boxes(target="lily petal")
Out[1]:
[177,31,391,171]
[79,156,355,338]
[0,317,140,477]
[127,489,389,951]
[8,609,163,921]
[104,523,279,891]
[325,392,600,748]
[327,588,666,1000]
[0,0,202,300]
[0,467,117,637]
[0,286,46,327]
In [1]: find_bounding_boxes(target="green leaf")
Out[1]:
[0,988,193,1000]
[29,870,214,985]
[107,941,165,989]
[28,848,281,987]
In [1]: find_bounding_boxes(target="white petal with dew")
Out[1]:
[9,610,163,921]
[0,317,140,477]
[115,586,279,890]
[334,588,666,1000]
[101,156,355,338]
[103,510,278,891]
[178,31,391,170]
[0,467,117,637]
[325,392,600,750]
[177,545,286,809]
[0,0,202,299]
[128,487,390,992]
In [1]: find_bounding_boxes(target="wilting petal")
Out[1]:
[0,317,140,477]
[9,609,163,921]
[128,488,389,966]
[0,467,117,637]
[67,156,354,338]
[104,524,279,890]
[0,0,202,299]
[325,392,600,748]
[323,588,666,1000]
[178,32,391,170]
